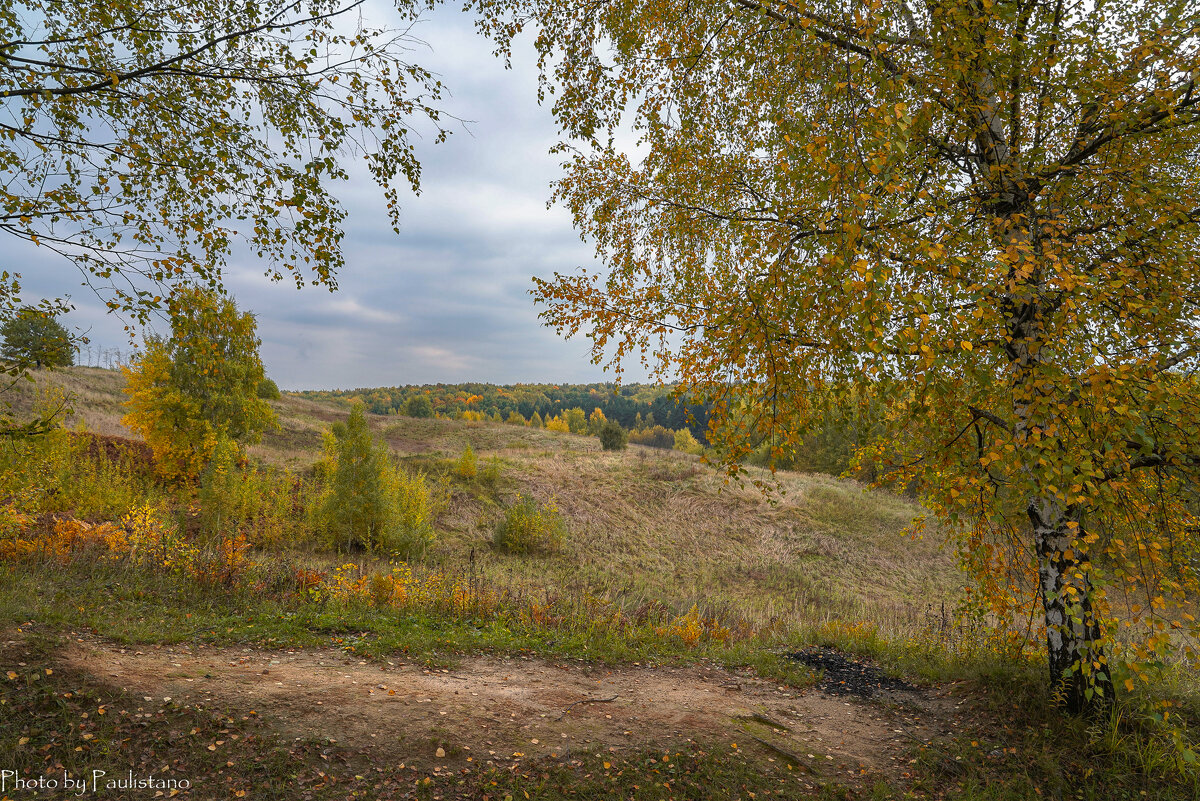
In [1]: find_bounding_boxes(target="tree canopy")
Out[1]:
[476,0,1200,714]
[0,0,447,327]
[0,306,73,368]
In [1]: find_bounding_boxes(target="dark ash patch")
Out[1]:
[786,647,915,698]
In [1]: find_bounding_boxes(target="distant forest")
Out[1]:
[294,383,713,440]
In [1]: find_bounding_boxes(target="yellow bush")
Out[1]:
[385,467,436,554]
[455,444,477,479]
[673,428,704,455]
[0,511,126,564]
[121,504,190,569]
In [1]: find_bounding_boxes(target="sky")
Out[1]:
[17,3,647,391]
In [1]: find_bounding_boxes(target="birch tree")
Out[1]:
[476,0,1200,714]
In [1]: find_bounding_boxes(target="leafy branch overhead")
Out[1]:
[476,0,1200,715]
[0,0,450,322]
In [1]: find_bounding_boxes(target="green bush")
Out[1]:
[256,377,281,399]
[198,433,245,539]
[403,394,434,418]
[599,420,628,451]
[564,407,588,434]
[198,434,304,546]
[481,456,503,486]
[493,494,566,554]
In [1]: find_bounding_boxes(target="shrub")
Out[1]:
[403,394,433,418]
[386,467,435,555]
[0,416,162,521]
[545,415,570,433]
[198,433,244,539]
[530,411,544,428]
[564,407,588,434]
[493,494,566,554]
[587,407,607,436]
[673,428,704,455]
[481,456,502,485]
[599,420,628,451]
[455,444,477,479]
[505,410,526,425]
[257,377,281,399]
[196,434,302,546]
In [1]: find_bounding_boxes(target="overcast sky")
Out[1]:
[17,3,647,391]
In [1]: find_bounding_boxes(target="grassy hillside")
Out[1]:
[5,366,958,635]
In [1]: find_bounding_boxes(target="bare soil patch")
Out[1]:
[59,637,956,783]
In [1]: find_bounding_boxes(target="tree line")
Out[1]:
[295,383,713,441]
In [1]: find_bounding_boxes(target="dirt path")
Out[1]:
[61,637,956,783]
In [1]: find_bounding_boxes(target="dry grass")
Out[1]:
[424,443,960,633]
[4,366,133,436]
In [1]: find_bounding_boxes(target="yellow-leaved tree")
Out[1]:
[477,0,1200,715]
[122,288,275,480]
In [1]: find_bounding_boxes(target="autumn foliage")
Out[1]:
[122,288,275,481]
[479,0,1200,713]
